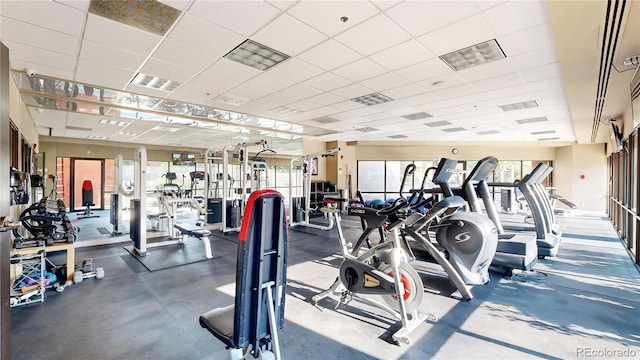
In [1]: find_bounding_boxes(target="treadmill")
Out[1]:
[490,163,561,257]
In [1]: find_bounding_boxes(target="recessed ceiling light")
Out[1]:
[499,100,538,111]
[442,127,466,133]
[516,117,548,124]
[402,112,433,120]
[531,130,556,135]
[99,118,127,126]
[425,120,451,127]
[269,106,302,116]
[439,39,506,71]
[310,117,340,124]
[151,125,180,132]
[537,137,560,141]
[224,39,290,71]
[355,127,378,132]
[477,130,500,135]
[131,73,180,92]
[87,135,108,140]
[351,93,394,106]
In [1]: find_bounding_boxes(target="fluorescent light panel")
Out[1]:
[131,73,180,92]
[516,117,548,124]
[351,93,394,106]
[425,120,452,127]
[499,100,539,112]
[531,130,556,135]
[439,39,506,71]
[224,39,290,71]
[355,127,378,132]
[442,127,466,133]
[99,118,127,126]
[402,112,433,120]
[477,130,500,135]
[538,137,560,141]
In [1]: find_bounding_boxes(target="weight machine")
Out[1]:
[110,154,133,235]
[288,147,340,230]
[220,141,268,233]
[129,146,211,257]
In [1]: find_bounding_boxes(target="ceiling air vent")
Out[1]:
[425,120,451,127]
[388,135,408,139]
[355,127,378,132]
[477,130,500,135]
[402,112,433,120]
[311,117,340,124]
[531,130,556,135]
[442,127,466,133]
[499,100,538,111]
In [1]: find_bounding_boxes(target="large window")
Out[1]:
[358,159,552,205]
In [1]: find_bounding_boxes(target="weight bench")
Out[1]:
[174,223,213,259]
[199,189,288,360]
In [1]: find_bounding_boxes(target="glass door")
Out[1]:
[72,159,104,211]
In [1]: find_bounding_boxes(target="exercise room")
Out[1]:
[1,1,639,359]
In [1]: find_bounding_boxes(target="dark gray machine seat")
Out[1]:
[200,305,235,347]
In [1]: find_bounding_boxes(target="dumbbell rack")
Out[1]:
[10,249,45,307]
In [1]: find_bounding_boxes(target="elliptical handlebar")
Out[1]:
[376,198,409,216]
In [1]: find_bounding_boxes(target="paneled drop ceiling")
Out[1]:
[1,0,639,155]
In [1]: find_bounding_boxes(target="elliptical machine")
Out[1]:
[404,159,498,298]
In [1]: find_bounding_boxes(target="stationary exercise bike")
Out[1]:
[311,165,432,345]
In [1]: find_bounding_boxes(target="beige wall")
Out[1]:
[553,144,607,211]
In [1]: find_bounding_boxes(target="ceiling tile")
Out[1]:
[369,40,435,71]
[1,17,80,56]
[430,84,480,100]
[332,58,387,82]
[400,93,440,107]
[303,72,352,91]
[335,14,411,56]
[383,84,428,100]
[54,0,90,12]
[483,85,530,100]
[455,58,516,83]
[4,40,77,72]
[152,38,217,72]
[306,93,346,106]
[519,63,563,82]
[414,72,466,91]
[298,39,362,71]
[84,13,161,56]
[157,0,191,11]
[288,99,322,112]
[386,1,478,37]
[267,58,325,82]
[2,0,86,36]
[471,73,525,92]
[418,15,495,56]
[79,40,146,71]
[394,58,453,82]
[510,47,559,71]
[241,72,296,94]
[499,23,555,57]
[276,84,324,102]
[187,0,281,37]
[76,59,134,89]
[482,1,548,36]
[141,57,199,84]
[359,72,408,92]
[168,14,245,57]
[185,71,243,95]
[9,59,75,81]
[125,83,175,99]
[330,84,373,99]
[477,1,507,11]
[202,58,262,84]
[252,14,328,56]
[287,1,380,37]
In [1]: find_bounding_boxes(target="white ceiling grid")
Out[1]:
[0,0,589,155]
